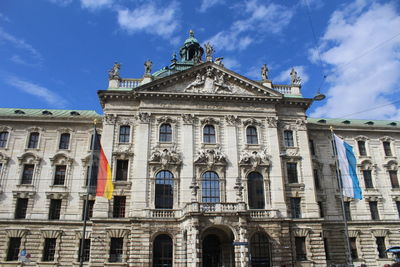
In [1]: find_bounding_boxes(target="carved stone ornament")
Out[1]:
[281,147,300,158]
[239,149,270,168]
[108,62,121,80]
[157,116,176,124]
[266,117,278,128]
[194,148,226,167]
[214,57,224,66]
[243,118,262,127]
[113,144,134,158]
[104,114,117,124]
[295,119,307,130]
[383,160,398,170]
[46,192,69,199]
[293,228,311,237]
[204,42,215,62]
[372,229,388,237]
[261,64,269,80]
[13,190,36,199]
[49,153,73,166]
[18,152,41,165]
[149,147,182,167]
[181,114,196,124]
[117,116,134,125]
[0,152,10,163]
[225,115,240,126]
[138,112,151,123]
[144,60,152,75]
[184,68,234,94]
[290,68,301,85]
[200,117,219,125]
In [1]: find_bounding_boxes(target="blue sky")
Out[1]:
[1,0,400,120]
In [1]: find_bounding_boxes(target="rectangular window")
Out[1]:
[21,164,34,184]
[82,200,95,220]
[363,170,373,188]
[119,126,130,143]
[113,196,126,218]
[284,130,294,147]
[28,132,39,149]
[49,199,62,220]
[15,198,28,219]
[389,170,399,189]
[54,165,66,185]
[344,201,352,221]
[383,141,392,156]
[78,239,91,262]
[369,201,379,220]
[349,237,358,260]
[376,237,387,258]
[287,163,298,183]
[42,238,57,261]
[313,169,321,190]
[290,197,301,218]
[396,201,400,218]
[6,237,21,261]
[59,133,70,149]
[309,139,315,155]
[0,131,9,148]
[357,141,366,156]
[116,160,128,181]
[295,237,307,261]
[109,237,123,262]
[318,201,324,218]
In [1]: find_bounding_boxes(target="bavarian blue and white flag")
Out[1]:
[334,134,362,200]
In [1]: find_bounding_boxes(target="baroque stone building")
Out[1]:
[0,32,399,267]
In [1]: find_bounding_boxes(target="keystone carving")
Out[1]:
[239,149,270,168]
[182,114,196,124]
[149,147,182,167]
[243,118,262,127]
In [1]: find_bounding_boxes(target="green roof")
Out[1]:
[0,108,101,118]
[184,36,199,45]
[308,117,400,129]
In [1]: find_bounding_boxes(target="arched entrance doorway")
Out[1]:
[250,232,271,267]
[201,226,235,267]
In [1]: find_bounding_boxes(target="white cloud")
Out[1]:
[48,0,73,6]
[310,1,400,120]
[0,28,43,64]
[275,66,309,84]
[5,77,67,108]
[80,0,113,10]
[117,1,179,40]
[223,57,241,70]
[0,12,11,22]
[10,55,38,67]
[198,0,224,12]
[206,0,294,51]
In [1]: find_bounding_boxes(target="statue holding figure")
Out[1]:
[204,42,215,62]
[290,67,301,85]
[108,62,121,79]
[261,64,269,80]
[144,60,153,75]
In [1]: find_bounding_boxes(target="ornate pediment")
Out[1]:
[239,149,270,168]
[194,147,226,167]
[136,62,282,98]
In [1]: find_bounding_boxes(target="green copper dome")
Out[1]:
[184,30,199,45]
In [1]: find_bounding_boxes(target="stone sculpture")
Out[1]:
[261,64,269,80]
[144,60,153,75]
[290,68,301,85]
[108,62,121,79]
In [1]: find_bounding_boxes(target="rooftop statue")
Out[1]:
[204,42,215,62]
[108,62,121,80]
[261,64,269,80]
[214,57,224,67]
[144,60,153,75]
[290,67,301,85]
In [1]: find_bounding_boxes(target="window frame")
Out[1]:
[48,199,62,220]
[27,132,40,149]
[159,123,172,143]
[153,234,173,267]
[349,237,358,260]
[21,164,34,184]
[0,131,9,148]
[42,238,57,262]
[203,124,216,144]
[53,165,67,185]
[6,237,21,261]
[369,201,380,220]
[376,237,387,258]
[78,238,91,262]
[344,201,352,221]
[15,198,28,219]
[287,162,298,183]
[58,133,70,150]
[295,237,307,261]
[115,159,129,181]
[250,232,271,266]
[357,140,367,156]
[283,130,294,147]
[109,237,124,262]
[113,196,126,218]
[201,171,220,203]
[246,126,259,145]
[247,172,265,209]
[389,170,399,189]
[383,141,392,157]
[290,197,301,219]
[155,170,174,209]
[363,170,374,189]
[119,125,131,143]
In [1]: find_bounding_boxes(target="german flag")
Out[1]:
[90,129,114,199]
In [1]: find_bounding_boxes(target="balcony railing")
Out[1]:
[119,78,142,88]
[273,84,292,94]
[199,202,238,212]
[249,209,280,218]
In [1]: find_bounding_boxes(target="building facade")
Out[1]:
[0,32,399,267]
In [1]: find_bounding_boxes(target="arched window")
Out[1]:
[202,171,220,203]
[59,133,70,149]
[155,171,174,209]
[250,232,271,267]
[284,130,294,147]
[153,234,173,267]
[0,131,9,148]
[203,125,216,144]
[246,126,258,144]
[159,124,172,142]
[247,172,265,209]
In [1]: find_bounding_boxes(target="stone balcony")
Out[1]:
[144,202,281,219]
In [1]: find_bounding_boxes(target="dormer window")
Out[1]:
[389,122,397,126]
[14,110,25,114]
[365,121,374,125]
[42,110,52,115]
[342,120,351,124]
[317,119,326,124]
[70,111,80,116]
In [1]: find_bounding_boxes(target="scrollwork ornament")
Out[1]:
[138,112,151,123]
[149,147,182,167]
[104,114,117,125]
[225,115,240,126]
[295,119,307,130]
[266,117,278,128]
[194,148,226,167]
[182,114,196,124]
[243,118,261,127]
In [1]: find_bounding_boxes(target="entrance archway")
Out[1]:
[250,232,271,267]
[201,226,235,267]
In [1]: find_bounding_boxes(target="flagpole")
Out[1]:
[330,126,353,267]
[79,120,97,267]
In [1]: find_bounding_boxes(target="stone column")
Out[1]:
[181,114,195,205]
[224,115,240,203]
[188,218,200,267]
[266,117,287,215]
[235,216,249,267]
